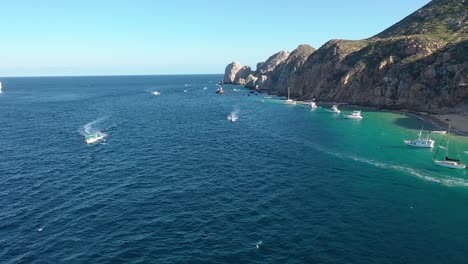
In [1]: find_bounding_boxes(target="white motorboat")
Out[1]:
[430,130,447,134]
[403,129,435,148]
[303,101,317,109]
[85,134,105,144]
[344,110,363,119]
[216,86,225,94]
[284,87,296,105]
[433,125,466,169]
[0,81,2,93]
[152,91,160,95]
[326,105,341,113]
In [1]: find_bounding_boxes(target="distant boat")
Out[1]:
[0,81,2,93]
[152,91,160,95]
[85,134,105,144]
[403,129,435,148]
[344,110,363,119]
[433,125,466,169]
[303,101,317,109]
[430,130,447,134]
[284,87,296,105]
[326,105,341,114]
[216,86,225,94]
[227,112,238,122]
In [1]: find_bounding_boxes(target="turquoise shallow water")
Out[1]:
[0,75,468,263]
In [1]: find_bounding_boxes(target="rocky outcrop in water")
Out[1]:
[224,0,468,114]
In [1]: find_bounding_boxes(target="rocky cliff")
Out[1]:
[224,0,467,114]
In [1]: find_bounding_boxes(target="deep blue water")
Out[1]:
[1,75,468,263]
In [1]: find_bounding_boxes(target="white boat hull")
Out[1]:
[284,99,296,105]
[86,135,105,144]
[403,140,434,148]
[434,160,466,169]
[344,115,362,119]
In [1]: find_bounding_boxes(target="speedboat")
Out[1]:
[344,110,363,119]
[326,105,341,113]
[85,134,105,144]
[403,130,435,148]
[303,101,317,109]
[152,91,160,95]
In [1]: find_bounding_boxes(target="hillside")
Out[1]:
[223,0,468,114]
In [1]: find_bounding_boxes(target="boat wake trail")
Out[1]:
[79,117,108,141]
[260,128,468,188]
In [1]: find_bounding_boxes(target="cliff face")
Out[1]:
[223,45,315,91]
[224,0,468,114]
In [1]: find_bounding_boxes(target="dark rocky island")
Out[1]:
[224,0,467,131]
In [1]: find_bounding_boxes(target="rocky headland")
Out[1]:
[223,0,468,133]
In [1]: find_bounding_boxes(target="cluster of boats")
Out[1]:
[403,127,467,169]
[284,87,466,170]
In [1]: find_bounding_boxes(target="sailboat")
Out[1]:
[403,129,435,148]
[433,125,467,169]
[284,87,296,105]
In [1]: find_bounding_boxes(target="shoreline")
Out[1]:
[239,85,468,137]
[318,102,468,136]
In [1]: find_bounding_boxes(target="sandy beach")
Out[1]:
[429,113,468,136]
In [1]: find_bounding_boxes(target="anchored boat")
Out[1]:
[433,125,466,169]
[403,129,435,148]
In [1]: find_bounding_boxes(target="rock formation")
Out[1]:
[224,0,468,114]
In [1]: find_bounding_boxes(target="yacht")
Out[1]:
[403,130,435,148]
[433,125,466,169]
[303,101,317,109]
[326,105,341,113]
[0,81,2,93]
[85,134,105,144]
[344,110,363,119]
[284,87,296,105]
[152,91,160,95]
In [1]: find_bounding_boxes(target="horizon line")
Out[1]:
[0,73,224,78]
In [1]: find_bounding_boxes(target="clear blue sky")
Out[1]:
[0,0,431,77]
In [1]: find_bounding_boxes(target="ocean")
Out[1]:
[1,75,467,263]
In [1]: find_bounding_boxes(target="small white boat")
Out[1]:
[430,130,447,134]
[433,125,466,169]
[284,87,296,105]
[403,129,435,148]
[0,81,2,93]
[216,86,225,94]
[85,134,105,144]
[227,113,238,122]
[303,101,317,109]
[326,105,341,113]
[152,91,160,95]
[344,110,363,119]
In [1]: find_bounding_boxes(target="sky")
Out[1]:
[0,0,431,77]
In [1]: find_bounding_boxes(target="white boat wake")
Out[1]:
[80,118,108,144]
[259,128,468,188]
